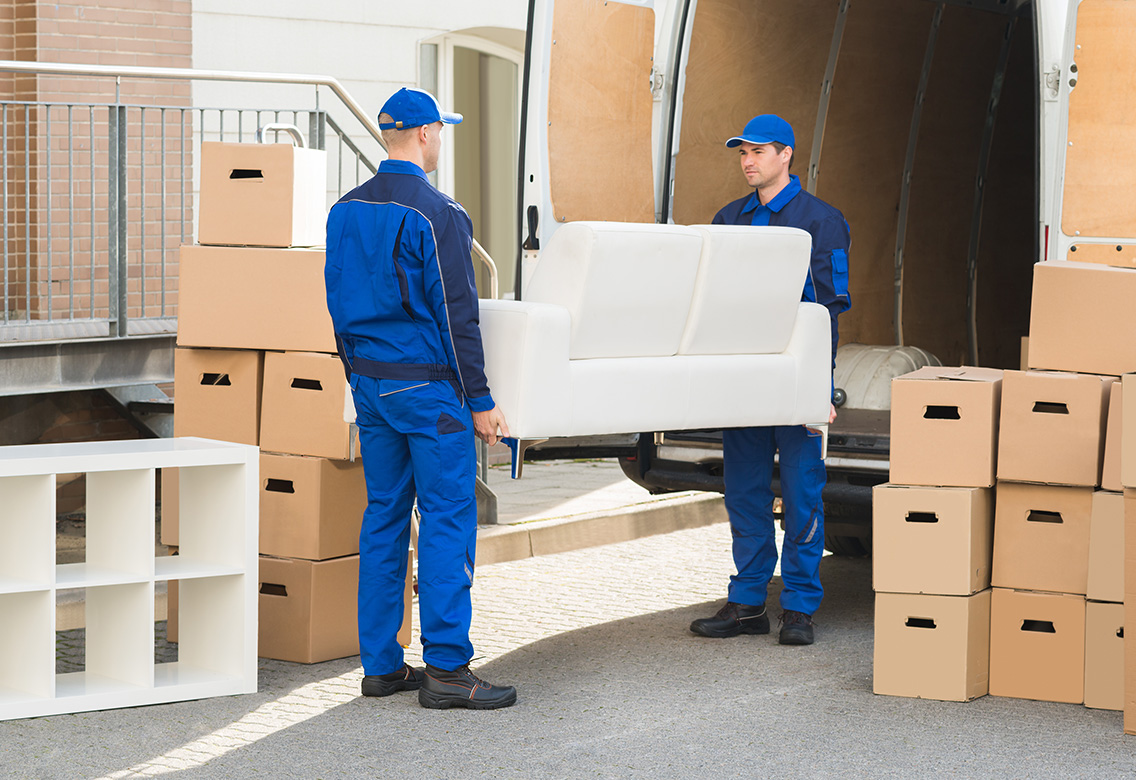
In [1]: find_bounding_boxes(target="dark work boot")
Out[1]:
[419,664,517,710]
[778,610,815,645]
[689,602,770,638]
[361,664,425,697]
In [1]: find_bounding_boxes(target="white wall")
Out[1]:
[189,2,528,288]
[191,1,527,169]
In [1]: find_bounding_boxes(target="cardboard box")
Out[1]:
[890,367,1003,488]
[260,453,367,560]
[258,552,412,664]
[1124,490,1136,732]
[1084,600,1124,711]
[992,482,1093,595]
[1123,376,1136,489]
[177,245,336,353]
[1127,599,1136,733]
[160,468,179,547]
[258,554,360,664]
[996,370,1112,487]
[198,141,327,248]
[1029,261,1136,377]
[873,590,991,702]
[1103,381,1124,491]
[1087,490,1124,603]
[173,348,263,446]
[260,351,357,460]
[166,575,178,644]
[872,484,993,596]
[989,588,1085,704]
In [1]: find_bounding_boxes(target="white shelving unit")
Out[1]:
[0,437,258,721]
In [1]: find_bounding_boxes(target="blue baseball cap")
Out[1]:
[378,87,463,130]
[725,114,795,149]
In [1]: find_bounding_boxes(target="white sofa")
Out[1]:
[479,221,832,444]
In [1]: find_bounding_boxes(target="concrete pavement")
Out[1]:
[9,460,1133,778]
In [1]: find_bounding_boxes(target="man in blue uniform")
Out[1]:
[689,114,850,645]
[325,87,516,708]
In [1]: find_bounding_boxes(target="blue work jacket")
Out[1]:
[325,159,495,412]
[712,174,851,368]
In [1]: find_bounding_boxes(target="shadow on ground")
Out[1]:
[12,556,1131,780]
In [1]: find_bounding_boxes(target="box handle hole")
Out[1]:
[291,378,323,391]
[923,405,960,420]
[905,617,936,629]
[200,372,231,386]
[260,583,288,597]
[905,512,939,524]
[1026,510,1063,524]
[265,478,295,494]
[1032,401,1069,415]
[229,168,264,180]
[1021,619,1056,633]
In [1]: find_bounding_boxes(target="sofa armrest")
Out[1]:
[784,301,835,426]
[480,299,573,438]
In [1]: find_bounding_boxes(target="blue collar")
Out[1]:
[740,174,802,215]
[379,158,429,180]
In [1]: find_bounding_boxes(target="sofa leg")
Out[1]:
[502,437,549,479]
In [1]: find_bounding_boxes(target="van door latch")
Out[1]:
[1044,66,1061,98]
[650,66,665,101]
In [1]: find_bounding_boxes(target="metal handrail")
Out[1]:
[0,59,500,298]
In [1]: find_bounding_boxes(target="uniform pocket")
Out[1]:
[831,248,849,299]
[436,411,467,435]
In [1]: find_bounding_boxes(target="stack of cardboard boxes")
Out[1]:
[875,257,1133,725]
[168,139,409,663]
[873,367,1001,702]
[1028,259,1136,728]
[987,369,1116,707]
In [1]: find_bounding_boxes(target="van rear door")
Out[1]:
[514,0,668,462]
[1052,0,1136,264]
[517,0,660,299]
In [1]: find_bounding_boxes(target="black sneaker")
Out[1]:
[361,664,425,697]
[778,610,815,645]
[419,664,517,710]
[689,602,770,638]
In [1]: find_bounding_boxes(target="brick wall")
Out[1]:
[0,0,192,325]
[0,2,193,513]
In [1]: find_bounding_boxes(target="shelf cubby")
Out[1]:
[0,438,258,722]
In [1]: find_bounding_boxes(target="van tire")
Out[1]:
[823,533,871,557]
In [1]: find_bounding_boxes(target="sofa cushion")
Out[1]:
[678,225,812,355]
[524,221,703,359]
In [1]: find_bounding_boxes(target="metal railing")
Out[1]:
[0,60,498,345]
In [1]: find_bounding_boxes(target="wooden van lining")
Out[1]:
[812,0,935,351]
[1063,0,1136,239]
[547,0,656,224]
[671,0,837,227]
[673,0,1035,369]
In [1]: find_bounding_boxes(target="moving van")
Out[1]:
[511,0,1130,553]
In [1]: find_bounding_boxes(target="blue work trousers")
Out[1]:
[351,375,477,675]
[722,424,826,615]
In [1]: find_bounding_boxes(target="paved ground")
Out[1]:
[10,460,1134,778]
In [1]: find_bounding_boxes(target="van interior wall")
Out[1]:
[672,0,1035,369]
[974,13,1035,370]
[671,0,837,227]
[900,5,1022,367]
